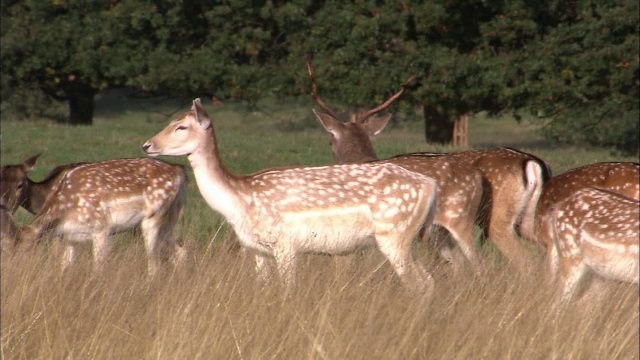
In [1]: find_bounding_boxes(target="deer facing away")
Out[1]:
[9,158,188,275]
[547,187,639,308]
[142,99,439,293]
[532,162,640,281]
[306,57,549,272]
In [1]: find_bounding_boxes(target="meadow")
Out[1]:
[1,93,638,359]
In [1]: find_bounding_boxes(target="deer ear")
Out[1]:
[313,109,342,135]
[192,98,211,129]
[362,114,392,136]
[24,153,41,172]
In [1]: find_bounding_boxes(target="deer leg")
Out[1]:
[555,257,588,311]
[92,231,111,272]
[487,190,534,272]
[444,222,482,272]
[273,249,297,293]
[141,217,161,276]
[376,230,434,295]
[546,242,560,285]
[254,253,276,285]
[61,244,77,272]
[156,212,186,268]
[423,225,465,273]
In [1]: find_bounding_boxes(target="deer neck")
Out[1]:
[336,140,379,164]
[23,179,58,215]
[187,129,246,224]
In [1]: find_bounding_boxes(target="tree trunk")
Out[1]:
[62,80,96,125]
[452,114,469,147]
[423,104,454,144]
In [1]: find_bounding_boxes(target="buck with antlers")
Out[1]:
[142,99,439,293]
[306,56,549,272]
[8,158,188,275]
[547,187,639,308]
[532,162,639,280]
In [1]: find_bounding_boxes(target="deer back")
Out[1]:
[385,153,483,216]
[536,162,640,248]
[227,162,437,253]
[550,187,639,283]
[28,158,187,241]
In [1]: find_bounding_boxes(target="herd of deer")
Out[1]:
[1,60,638,309]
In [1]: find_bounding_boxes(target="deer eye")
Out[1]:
[176,125,188,131]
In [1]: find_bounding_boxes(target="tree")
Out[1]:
[1,0,185,124]
[522,1,639,153]
[1,0,308,124]
[2,0,637,153]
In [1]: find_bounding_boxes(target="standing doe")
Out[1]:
[17,158,188,275]
[548,187,639,308]
[142,99,439,293]
[306,56,548,271]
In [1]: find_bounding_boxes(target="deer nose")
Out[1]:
[142,143,151,152]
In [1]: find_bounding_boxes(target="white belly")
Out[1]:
[582,233,639,283]
[238,205,377,256]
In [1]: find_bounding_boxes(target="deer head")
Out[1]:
[306,54,415,164]
[1,153,41,213]
[143,99,213,158]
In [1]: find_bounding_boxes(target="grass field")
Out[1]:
[1,94,638,359]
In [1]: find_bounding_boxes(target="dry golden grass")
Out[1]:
[2,229,638,360]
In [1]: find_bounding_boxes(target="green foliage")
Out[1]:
[1,0,638,151]
[478,1,639,153]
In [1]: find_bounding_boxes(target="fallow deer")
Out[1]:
[142,99,439,293]
[437,148,551,271]
[533,162,640,279]
[0,153,87,215]
[17,158,188,275]
[547,187,639,308]
[306,56,548,271]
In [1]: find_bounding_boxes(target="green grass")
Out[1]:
[1,95,638,359]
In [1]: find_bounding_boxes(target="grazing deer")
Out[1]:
[142,99,439,293]
[533,162,640,279]
[18,158,188,275]
[1,153,87,215]
[306,56,548,271]
[547,187,639,308]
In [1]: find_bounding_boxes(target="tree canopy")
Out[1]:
[1,0,638,153]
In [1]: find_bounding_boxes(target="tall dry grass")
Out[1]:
[2,228,638,359]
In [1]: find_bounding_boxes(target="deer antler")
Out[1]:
[306,53,339,119]
[357,74,416,123]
